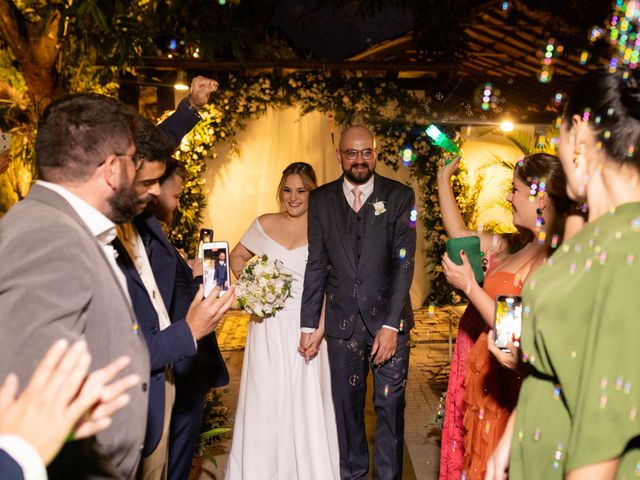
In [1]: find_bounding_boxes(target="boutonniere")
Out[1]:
[367,199,387,222]
[372,201,387,216]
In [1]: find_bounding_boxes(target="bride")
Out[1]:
[224,162,340,479]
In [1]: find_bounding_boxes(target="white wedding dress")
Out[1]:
[224,218,340,480]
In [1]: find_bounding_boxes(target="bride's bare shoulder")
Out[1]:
[258,212,282,228]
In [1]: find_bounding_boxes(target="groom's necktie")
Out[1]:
[351,186,363,213]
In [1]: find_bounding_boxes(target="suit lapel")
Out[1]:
[359,174,387,269]
[331,178,357,272]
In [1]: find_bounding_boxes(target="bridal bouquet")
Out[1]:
[236,254,293,318]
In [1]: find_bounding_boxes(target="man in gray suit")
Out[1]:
[0,93,151,479]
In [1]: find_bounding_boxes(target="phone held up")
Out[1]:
[201,241,230,298]
[493,295,523,351]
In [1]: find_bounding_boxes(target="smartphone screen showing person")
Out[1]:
[201,241,230,298]
[494,295,523,350]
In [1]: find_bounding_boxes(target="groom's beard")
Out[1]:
[344,162,374,185]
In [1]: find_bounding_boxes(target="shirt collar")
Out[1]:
[36,180,117,245]
[342,174,375,200]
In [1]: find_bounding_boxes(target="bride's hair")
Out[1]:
[277,162,318,206]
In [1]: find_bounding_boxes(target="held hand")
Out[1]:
[442,250,476,293]
[370,328,397,366]
[487,329,520,371]
[186,285,236,341]
[302,329,324,361]
[436,155,460,182]
[298,332,313,359]
[189,76,218,109]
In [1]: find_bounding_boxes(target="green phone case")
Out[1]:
[446,236,485,285]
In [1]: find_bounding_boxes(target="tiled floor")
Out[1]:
[199,305,464,480]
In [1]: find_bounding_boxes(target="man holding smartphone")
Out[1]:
[114,77,235,480]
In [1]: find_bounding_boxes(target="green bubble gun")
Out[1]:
[426,125,461,163]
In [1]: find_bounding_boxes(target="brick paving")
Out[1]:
[199,306,464,480]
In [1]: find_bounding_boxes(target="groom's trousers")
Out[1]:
[326,314,411,480]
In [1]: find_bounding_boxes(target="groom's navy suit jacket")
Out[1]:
[301,173,416,337]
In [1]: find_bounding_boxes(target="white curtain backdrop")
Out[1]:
[201,106,428,308]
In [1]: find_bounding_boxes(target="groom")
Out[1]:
[300,125,416,479]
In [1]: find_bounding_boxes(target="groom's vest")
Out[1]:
[344,195,365,267]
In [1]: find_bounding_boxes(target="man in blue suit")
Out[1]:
[214,251,229,289]
[115,78,234,480]
[149,158,230,480]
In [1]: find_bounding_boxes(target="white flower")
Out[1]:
[236,255,293,318]
[373,201,387,216]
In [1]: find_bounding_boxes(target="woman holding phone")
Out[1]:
[486,69,640,480]
[438,153,575,479]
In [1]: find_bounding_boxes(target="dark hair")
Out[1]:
[276,162,318,206]
[159,157,186,184]
[563,69,640,168]
[36,93,134,182]
[133,117,175,168]
[515,153,574,215]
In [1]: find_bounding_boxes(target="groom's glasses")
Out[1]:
[339,148,375,161]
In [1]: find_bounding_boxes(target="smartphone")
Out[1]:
[199,228,214,244]
[0,131,12,154]
[493,295,523,350]
[198,228,214,259]
[201,241,230,298]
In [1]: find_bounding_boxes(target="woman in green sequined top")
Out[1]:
[486,70,640,480]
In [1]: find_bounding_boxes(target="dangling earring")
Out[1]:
[536,208,545,228]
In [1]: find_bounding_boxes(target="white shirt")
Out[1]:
[0,435,47,480]
[116,223,173,331]
[36,181,130,302]
[342,175,374,209]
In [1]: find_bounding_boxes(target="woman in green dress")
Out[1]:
[486,69,640,479]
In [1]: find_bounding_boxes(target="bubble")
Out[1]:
[399,248,407,259]
[484,423,491,434]
[624,382,632,394]
[399,319,405,332]
[427,303,435,317]
[584,258,593,272]
[401,379,407,388]
[601,377,609,390]
[384,385,389,396]
[562,244,570,253]
[479,408,485,420]
[630,406,638,421]
[349,374,360,386]
[598,252,608,265]
[339,318,348,330]
[553,384,562,400]
[517,430,524,443]
[550,234,560,248]
[570,351,577,360]
[370,307,377,316]
[630,218,640,232]
[569,263,577,274]
[435,92,444,101]
[574,244,582,254]
[533,429,541,441]
[599,394,608,408]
